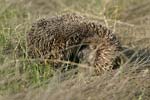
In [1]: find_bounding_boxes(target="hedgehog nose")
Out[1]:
[78,50,85,61]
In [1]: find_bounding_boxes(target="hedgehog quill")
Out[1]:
[27,13,122,75]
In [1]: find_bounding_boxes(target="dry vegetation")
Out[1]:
[0,0,150,100]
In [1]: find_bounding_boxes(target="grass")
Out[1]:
[0,0,150,100]
[0,0,54,95]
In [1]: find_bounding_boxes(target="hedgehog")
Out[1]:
[27,13,122,75]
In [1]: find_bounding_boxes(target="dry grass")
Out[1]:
[0,0,150,100]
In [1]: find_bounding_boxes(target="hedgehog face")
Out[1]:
[78,45,97,67]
